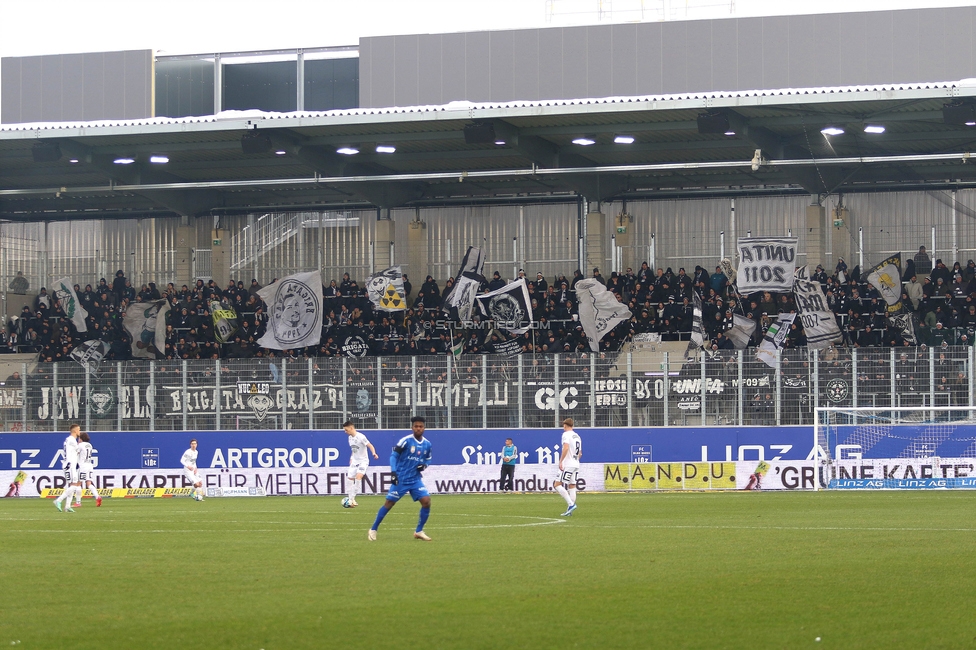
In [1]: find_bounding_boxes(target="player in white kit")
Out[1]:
[554,418,582,516]
[75,432,102,507]
[181,439,205,501]
[344,420,378,507]
[54,424,82,512]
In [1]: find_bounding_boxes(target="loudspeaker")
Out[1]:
[463,122,496,144]
[31,142,62,163]
[697,112,730,134]
[241,131,273,154]
[943,102,976,125]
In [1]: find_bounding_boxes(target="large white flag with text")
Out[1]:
[737,237,798,293]
[257,271,323,350]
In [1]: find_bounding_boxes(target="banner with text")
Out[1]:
[737,237,798,293]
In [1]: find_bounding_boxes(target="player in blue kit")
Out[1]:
[368,416,433,542]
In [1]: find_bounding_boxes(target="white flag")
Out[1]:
[257,271,324,350]
[865,253,903,308]
[52,277,88,333]
[727,314,758,349]
[757,313,796,368]
[123,299,169,359]
[793,266,842,349]
[737,237,798,293]
[443,246,486,322]
[684,291,705,361]
[366,265,407,312]
[575,278,632,352]
[475,278,533,335]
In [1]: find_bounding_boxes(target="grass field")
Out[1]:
[1,491,974,649]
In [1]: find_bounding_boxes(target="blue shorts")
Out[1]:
[386,481,429,502]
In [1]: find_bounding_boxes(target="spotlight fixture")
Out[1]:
[943,101,976,125]
[494,140,506,146]
[375,145,397,154]
[68,159,79,164]
[31,142,62,163]
[863,125,886,134]
[336,147,359,155]
[113,157,136,165]
[820,126,845,136]
[613,135,635,144]
[149,155,169,164]
[724,130,736,137]
[696,111,731,134]
[572,137,596,146]
[274,150,287,156]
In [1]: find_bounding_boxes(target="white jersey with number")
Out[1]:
[348,432,372,466]
[78,441,95,472]
[181,448,198,470]
[62,435,80,468]
[561,429,582,469]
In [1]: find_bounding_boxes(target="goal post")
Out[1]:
[814,405,976,490]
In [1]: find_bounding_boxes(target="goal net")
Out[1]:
[814,406,976,490]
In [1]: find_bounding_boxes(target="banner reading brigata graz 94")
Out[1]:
[19,371,788,423]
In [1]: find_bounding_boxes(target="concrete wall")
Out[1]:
[360,6,976,107]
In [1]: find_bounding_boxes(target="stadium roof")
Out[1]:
[2,80,976,220]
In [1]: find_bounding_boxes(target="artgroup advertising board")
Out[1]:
[2,426,972,497]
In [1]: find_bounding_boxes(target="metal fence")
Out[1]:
[1,346,972,433]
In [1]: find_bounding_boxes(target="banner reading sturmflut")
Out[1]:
[123,299,169,359]
[793,266,842,349]
[736,237,798,293]
[52,277,88,333]
[257,271,323,350]
[575,278,632,352]
[475,279,533,334]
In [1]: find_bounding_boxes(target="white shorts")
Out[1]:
[556,466,579,486]
[79,467,95,483]
[347,462,368,480]
[63,466,79,484]
[184,468,202,485]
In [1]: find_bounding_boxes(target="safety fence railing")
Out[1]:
[0,346,972,432]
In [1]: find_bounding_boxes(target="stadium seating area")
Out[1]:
[3,250,975,361]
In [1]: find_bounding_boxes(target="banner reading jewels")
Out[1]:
[21,371,798,422]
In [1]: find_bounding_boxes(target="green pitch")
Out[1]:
[1,491,974,649]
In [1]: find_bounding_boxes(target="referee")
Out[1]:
[500,438,518,492]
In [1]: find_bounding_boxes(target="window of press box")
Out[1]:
[304,58,359,111]
[223,60,298,113]
[154,59,216,118]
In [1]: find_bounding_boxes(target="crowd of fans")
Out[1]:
[3,244,974,363]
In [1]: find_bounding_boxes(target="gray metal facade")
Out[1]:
[360,6,976,108]
[0,50,153,124]
[3,188,964,292]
